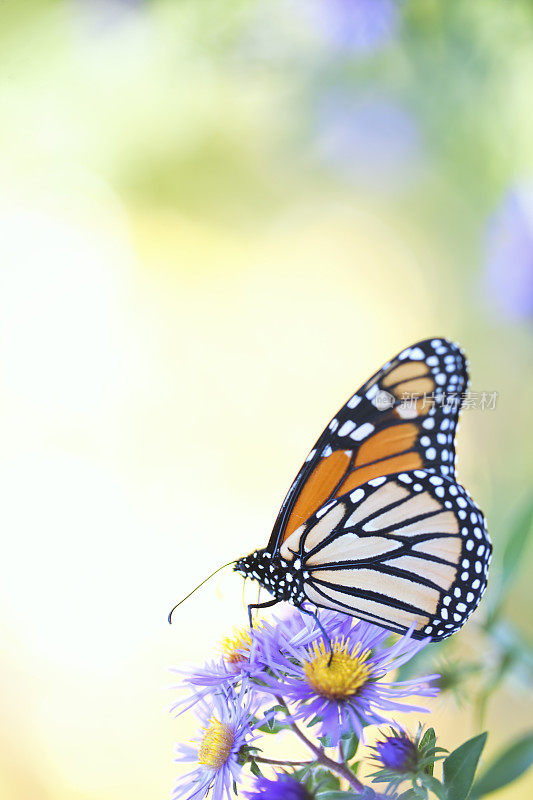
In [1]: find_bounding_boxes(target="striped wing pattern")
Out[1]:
[279,470,491,641]
[269,338,468,552]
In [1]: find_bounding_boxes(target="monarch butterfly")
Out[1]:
[231,338,492,642]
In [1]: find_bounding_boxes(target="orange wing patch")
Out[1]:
[336,453,422,495]
[382,362,429,387]
[382,362,434,419]
[283,450,351,540]
[280,356,451,544]
[393,377,434,397]
[282,424,424,541]
[354,423,418,463]
[334,424,422,496]
[283,421,428,542]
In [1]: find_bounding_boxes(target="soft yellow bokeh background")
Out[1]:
[1,1,532,798]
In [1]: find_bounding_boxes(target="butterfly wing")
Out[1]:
[279,471,491,641]
[269,338,468,553]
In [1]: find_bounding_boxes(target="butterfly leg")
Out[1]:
[299,606,334,666]
[247,597,279,628]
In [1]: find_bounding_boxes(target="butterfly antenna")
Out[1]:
[168,560,237,624]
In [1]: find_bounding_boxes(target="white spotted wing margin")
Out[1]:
[280,471,492,642]
[268,338,469,553]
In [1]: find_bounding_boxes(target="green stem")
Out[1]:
[275,696,364,792]
[254,756,313,767]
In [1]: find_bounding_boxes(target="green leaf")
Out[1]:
[249,760,262,778]
[318,733,335,748]
[443,732,487,800]
[420,727,437,776]
[256,705,288,734]
[420,773,448,799]
[313,769,341,792]
[340,731,359,762]
[290,766,313,783]
[257,718,286,734]
[501,500,533,591]
[471,731,533,797]
[489,497,533,625]
[315,793,359,800]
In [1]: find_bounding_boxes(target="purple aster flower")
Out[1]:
[370,725,446,794]
[483,184,533,320]
[245,773,312,799]
[257,608,350,664]
[259,617,439,746]
[170,623,271,716]
[375,731,418,771]
[172,683,260,800]
[170,610,347,716]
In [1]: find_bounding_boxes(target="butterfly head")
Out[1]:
[234,548,306,606]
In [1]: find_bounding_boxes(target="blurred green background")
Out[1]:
[1,0,532,798]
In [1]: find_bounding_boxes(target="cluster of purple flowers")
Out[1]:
[170,608,439,799]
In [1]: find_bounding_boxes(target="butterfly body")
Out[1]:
[234,339,492,642]
[234,550,306,606]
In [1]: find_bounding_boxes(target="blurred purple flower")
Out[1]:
[315,93,422,192]
[259,615,438,747]
[173,683,260,800]
[73,0,143,35]
[306,0,400,53]
[245,773,312,799]
[483,185,533,320]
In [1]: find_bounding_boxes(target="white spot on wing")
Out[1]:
[347,394,362,409]
[316,499,337,519]
[350,422,375,441]
[366,384,379,401]
[349,487,365,503]
[338,420,356,436]
[409,347,425,360]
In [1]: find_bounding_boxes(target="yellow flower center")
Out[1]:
[220,626,254,669]
[303,638,372,700]
[198,719,235,770]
